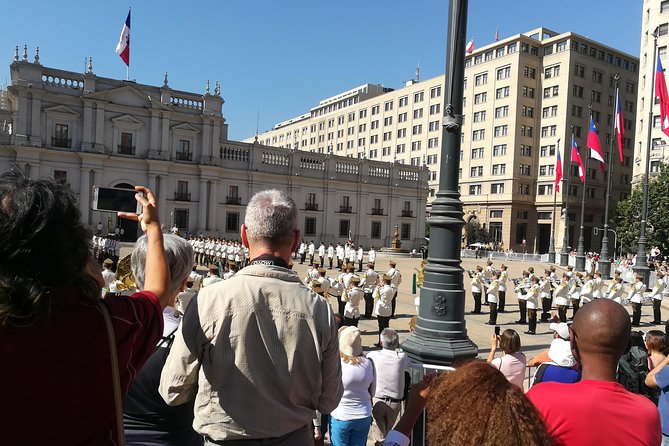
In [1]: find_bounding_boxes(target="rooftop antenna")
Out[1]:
[415,59,420,82]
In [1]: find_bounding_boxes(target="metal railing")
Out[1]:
[226,196,241,205]
[174,192,191,201]
[117,145,136,155]
[339,205,352,213]
[305,202,318,211]
[52,137,71,148]
[175,151,192,161]
[402,209,414,217]
[371,208,384,215]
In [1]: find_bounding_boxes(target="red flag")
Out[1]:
[466,38,474,54]
[587,116,605,173]
[571,135,585,183]
[615,88,624,163]
[115,10,131,67]
[555,148,563,192]
[656,54,669,137]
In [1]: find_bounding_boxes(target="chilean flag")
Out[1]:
[571,135,585,183]
[466,38,474,54]
[115,10,131,67]
[615,88,624,163]
[656,54,669,137]
[555,148,563,192]
[587,116,605,172]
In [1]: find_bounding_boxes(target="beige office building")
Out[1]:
[0,50,428,249]
[634,0,669,182]
[248,28,638,254]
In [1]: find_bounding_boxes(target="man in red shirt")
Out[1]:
[527,299,661,445]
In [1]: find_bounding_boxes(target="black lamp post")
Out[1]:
[401,0,478,365]
[633,28,659,285]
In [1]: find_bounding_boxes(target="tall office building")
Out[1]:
[635,0,669,182]
[249,28,638,254]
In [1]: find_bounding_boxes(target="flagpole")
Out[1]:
[548,137,560,264]
[599,75,620,279]
[633,28,659,285]
[575,110,591,273]
[559,130,574,266]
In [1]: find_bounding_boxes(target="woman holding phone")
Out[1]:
[0,170,170,445]
[487,328,527,390]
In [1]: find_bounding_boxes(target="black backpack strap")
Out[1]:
[533,363,548,386]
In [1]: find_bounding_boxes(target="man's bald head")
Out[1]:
[571,299,631,362]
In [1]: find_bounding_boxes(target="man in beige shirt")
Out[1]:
[159,190,343,445]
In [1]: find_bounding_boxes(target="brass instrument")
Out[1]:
[114,254,136,292]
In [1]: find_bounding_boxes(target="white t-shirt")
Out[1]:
[366,349,409,400]
[330,357,376,421]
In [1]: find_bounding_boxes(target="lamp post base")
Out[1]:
[547,252,556,264]
[632,264,651,286]
[402,327,478,366]
[559,252,569,267]
[575,255,586,272]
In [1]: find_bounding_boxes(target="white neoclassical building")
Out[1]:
[0,48,428,249]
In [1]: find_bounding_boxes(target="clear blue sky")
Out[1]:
[0,0,642,140]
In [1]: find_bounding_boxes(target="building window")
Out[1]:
[399,96,408,107]
[224,212,239,232]
[412,124,423,135]
[472,129,485,140]
[396,144,406,154]
[371,221,382,239]
[524,66,536,79]
[494,125,508,137]
[496,66,511,80]
[470,166,484,177]
[305,217,317,236]
[471,147,484,159]
[490,209,503,218]
[469,184,482,195]
[53,123,71,148]
[491,164,506,175]
[538,184,554,195]
[496,86,510,99]
[474,92,487,104]
[371,105,380,115]
[520,145,532,156]
[173,209,189,230]
[430,86,442,98]
[384,117,393,126]
[490,183,505,194]
[414,91,424,103]
[522,86,535,98]
[339,219,351,237]
[519,164,531,176]
[401,223,411,240]
[429,104,441,115]
[515,223,528,244]
[489,222,503,243]
[475,73,488,86]
[493,144,507,156]
[495,106,509,118]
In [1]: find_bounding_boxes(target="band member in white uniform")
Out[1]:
[630,274,647,327]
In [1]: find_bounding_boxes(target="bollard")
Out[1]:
[412,272,417,295]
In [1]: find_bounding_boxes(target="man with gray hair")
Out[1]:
[366,328,410,446]
[160,189,343,445]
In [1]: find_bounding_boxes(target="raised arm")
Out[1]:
[118,186,170,308]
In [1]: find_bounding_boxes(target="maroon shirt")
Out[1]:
[1,288,163,445]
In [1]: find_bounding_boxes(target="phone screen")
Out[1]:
[494,326,500,336]
[93,186,139,213]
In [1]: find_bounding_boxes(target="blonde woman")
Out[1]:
[330,326,376,446]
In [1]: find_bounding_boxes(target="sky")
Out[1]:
[0,0,643,141]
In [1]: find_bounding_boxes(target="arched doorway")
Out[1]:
[114,182,139,242]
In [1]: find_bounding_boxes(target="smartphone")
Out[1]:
[494,326,500,336]
[92,186,141,214]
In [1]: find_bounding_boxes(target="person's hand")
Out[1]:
[313,426,322,440]
[117,186,160,235]
[491,333,499,350]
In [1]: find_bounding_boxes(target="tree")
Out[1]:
[614,163,669,255]
[465,219,492,246]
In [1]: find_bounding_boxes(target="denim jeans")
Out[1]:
[329,416,372,446]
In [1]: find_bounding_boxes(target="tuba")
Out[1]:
[114,254,136,292]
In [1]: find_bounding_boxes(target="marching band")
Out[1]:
[465,260,669,332]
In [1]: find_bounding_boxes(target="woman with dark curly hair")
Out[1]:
[426,361,553,445]
[382,361,554,446]
[0,170,169,445]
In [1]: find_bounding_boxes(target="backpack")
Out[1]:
[616,345,659,405]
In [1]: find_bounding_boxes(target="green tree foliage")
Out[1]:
[615,163,669,255]
[465,219,492,245]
